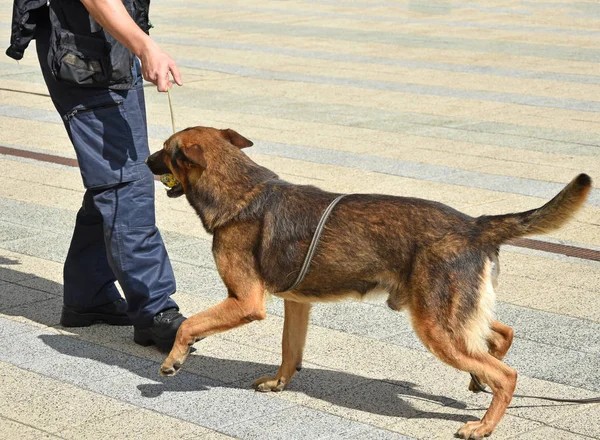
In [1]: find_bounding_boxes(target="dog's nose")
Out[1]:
[146,150,161,164]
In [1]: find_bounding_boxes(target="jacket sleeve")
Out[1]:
[6,0,49,60]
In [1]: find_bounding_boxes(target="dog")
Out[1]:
[146,126,592,439]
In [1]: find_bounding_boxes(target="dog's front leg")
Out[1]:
[254,300,311,392]
[160,285,266,376]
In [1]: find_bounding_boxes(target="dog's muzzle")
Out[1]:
[146,151,185,198]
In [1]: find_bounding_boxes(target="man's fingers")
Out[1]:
[170,62,183,86]
[156,74,169,92]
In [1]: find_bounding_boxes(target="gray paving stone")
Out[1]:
[346,428,415,440]
[0,198,75,234]
[406,125,599,157]
[0,261,37,283]
[291,375,457,428]
[497,303,600,355]
[0,282,55,310]
[84,365,295,431]
[239,363,373,407]
[0,221,42,243]
[222,405,377,440]
[162,229,209,250]
[504,338,600,392]
[149,89,600,156]
[0,330,153,384]
[191,432,236,440]
[0,326,76,365]
[0,104,62,124]
[168,239,218,269]
[512,426,593,440]
[303,300,412,341]
[171,261,226,300]
[502,376,600,425]
[183,339,282,385]
[0,316,42,339]
[382,331,428,353]
[17,276,63,296]
[34,334,154,384]
[0,231,72,263]
[2,297,63,327]
[547,404,600,438]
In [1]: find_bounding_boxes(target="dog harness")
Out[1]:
[284,193,350,292]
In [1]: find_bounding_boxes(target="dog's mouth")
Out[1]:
[158,173,185,198]
[166,182,184,198]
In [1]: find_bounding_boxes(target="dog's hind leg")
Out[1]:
[254,300,311,392]
[469,320,514,393]
[412,317,517,439]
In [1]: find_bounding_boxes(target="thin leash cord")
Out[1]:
[167,87,176,133]
[469,374,600,404]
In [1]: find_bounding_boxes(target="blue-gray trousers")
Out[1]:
[35,22,177,328]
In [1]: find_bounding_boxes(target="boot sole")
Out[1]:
[60,307,131,328]
[133,328,174,353]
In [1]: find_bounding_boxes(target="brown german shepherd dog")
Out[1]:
[146,126,592,439]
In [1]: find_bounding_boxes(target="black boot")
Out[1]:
[133,308,186,353]
[60,298,130,327]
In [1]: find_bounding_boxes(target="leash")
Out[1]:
[284,194,350,292]
[167,87,176,133]
[156,87,180,189]
[469,373,600,404]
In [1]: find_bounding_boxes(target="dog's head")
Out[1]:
[146,126,253,198]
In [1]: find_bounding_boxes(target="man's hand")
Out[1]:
[80,0,183,92]
[139,41,183,92]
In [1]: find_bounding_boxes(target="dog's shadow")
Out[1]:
[0,261,475,425]
[38,332,477,424]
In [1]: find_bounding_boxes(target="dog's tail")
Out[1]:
[476,173,592,245]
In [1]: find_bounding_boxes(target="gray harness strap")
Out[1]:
[284,194,350,292]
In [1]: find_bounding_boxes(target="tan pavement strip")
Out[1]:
[0,418,63,440]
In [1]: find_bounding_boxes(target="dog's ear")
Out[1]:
[178,144,207,169]
[220,128,253,149]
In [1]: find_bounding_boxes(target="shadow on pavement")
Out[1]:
[1,264,476,423]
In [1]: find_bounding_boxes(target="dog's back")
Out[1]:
[248,174,590,355]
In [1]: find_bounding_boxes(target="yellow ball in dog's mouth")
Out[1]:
[159,173,179,189]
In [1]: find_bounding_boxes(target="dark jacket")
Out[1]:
[6,0,151,89]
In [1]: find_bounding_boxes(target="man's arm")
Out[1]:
[80,0,182,92]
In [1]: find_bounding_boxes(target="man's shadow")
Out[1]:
[2,264,476,423]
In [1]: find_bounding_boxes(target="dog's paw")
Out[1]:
[159,361,182,377]
[455,421,492,439]
[253,375,287,392]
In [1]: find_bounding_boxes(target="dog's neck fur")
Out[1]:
[186,143,277,233]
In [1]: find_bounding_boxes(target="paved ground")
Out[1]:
[1,1,600,439]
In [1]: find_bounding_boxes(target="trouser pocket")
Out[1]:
[65,97,148,188]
